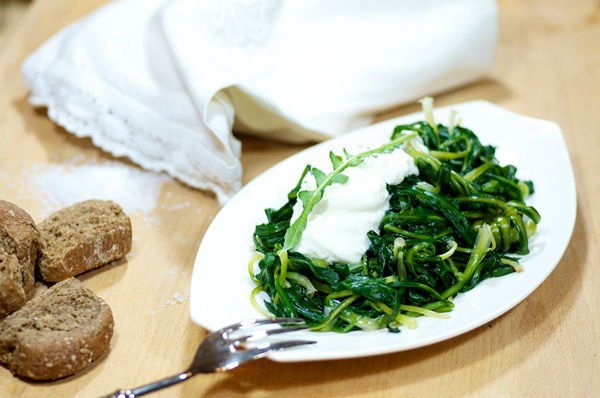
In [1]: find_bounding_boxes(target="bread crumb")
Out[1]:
[173,292,185,303]
[150,292,188,315]
[163,202,191,211]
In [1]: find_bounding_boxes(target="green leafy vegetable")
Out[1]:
[251,99,541,333]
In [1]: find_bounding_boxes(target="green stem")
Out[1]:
[441,224,493,299]
[463,161,495,182]
[312,295,359,332]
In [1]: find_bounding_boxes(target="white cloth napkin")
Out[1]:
[23,0,497,203]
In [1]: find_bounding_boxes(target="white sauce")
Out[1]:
[290,147,418,264]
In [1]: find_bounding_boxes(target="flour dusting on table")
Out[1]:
[3,159,171,218]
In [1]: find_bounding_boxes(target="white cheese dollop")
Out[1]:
[290,147,418,264]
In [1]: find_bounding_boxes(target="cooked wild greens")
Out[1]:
[250,100,540,333]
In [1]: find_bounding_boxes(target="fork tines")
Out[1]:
[221,317,306,334]
[220,318,311,345]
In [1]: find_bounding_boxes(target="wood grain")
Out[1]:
[0,0,599,397]
[0,0,29,56]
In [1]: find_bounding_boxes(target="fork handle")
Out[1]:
[99,371,194,398]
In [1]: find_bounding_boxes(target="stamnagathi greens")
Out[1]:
[250,99,541,333]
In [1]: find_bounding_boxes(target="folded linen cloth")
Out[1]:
[23,0,497,203]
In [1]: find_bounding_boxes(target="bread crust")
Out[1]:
[0,278,114,380]
[0,200,40,317]
[38,200,132,282]
[0,253,27,317]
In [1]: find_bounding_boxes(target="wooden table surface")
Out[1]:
[1,0,599,397]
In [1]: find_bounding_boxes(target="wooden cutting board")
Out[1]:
[0,0,599,397]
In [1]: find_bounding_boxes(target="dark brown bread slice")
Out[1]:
[38,200,132,282]
[0,200,40,317]
[0,278,114,380]
[0,250,28,318]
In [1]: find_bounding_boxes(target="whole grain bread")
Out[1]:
[38,200,132,282]
[0,278,114,380]
[0,200,40,317]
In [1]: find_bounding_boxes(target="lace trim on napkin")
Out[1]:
[23,64,242,204]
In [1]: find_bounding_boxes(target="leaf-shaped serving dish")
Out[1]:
[190,101,576,362]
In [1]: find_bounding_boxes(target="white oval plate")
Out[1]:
[190,101,576,362]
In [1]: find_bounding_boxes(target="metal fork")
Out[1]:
[100,318,315,398]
